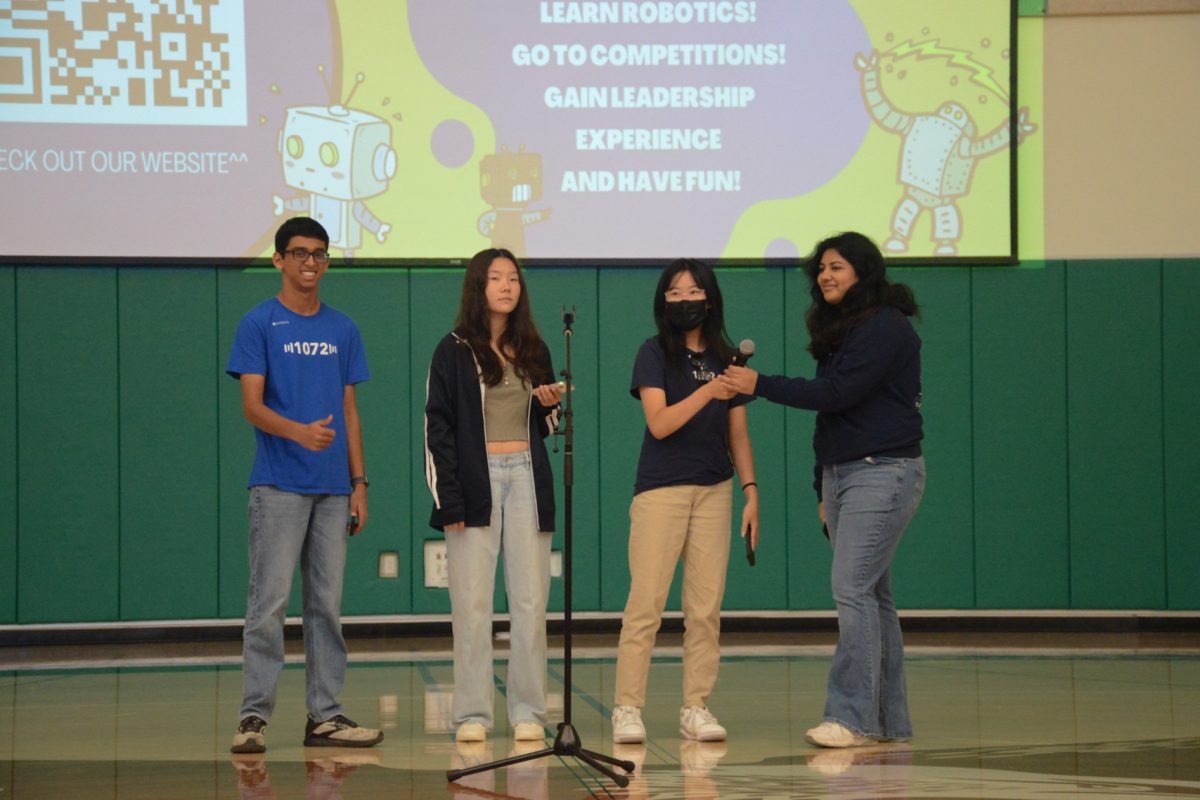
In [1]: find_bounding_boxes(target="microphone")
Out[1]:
[730,338,755,367]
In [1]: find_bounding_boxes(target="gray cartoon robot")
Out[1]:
[273,99,396,260]
[857,50,1035,255]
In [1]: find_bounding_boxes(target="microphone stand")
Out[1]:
[447,306,635,788]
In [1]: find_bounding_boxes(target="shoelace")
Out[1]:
[689,707,718,726]
[240,716,266,733]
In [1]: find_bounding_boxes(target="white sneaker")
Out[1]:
[679,706,726,741]
[455,722,487,742]
[805,721,872,748]
[611,705,646,744]
[513,722,545,741]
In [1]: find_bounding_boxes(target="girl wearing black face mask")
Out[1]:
[610,259,760,746]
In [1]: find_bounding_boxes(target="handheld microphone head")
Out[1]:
[731,339,756,366]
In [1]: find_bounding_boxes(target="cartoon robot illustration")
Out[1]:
[857,49,1036,255]
[273,76,396,260]
[477,144,552,258]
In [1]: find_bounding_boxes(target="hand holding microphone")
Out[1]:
[730,338,755,366]
[532,381,565,408]
[722,339,759,395]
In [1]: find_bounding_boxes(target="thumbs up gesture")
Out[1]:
[296,414,336,451]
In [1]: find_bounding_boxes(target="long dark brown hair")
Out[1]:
[804,232,919,360]
[454,248,551,387]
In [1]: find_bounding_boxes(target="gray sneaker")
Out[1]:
[304,715,383,748]
[231,715,267,754]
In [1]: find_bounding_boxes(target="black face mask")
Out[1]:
[664,299,708,331]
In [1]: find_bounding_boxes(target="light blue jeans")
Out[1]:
[240,485,349,723]
[446,451,552,729]
[822,456,925,739]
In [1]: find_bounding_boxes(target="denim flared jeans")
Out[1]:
[821,456,925,739]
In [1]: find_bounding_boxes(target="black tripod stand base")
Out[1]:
[445,722,635,787]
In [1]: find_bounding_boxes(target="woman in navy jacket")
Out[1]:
[722,232,925,749]
[424,248,563,743]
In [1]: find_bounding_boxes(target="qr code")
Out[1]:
[0,0,246,125]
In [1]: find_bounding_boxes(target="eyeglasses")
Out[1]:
[665,288,706,301]
[282,248,330,264]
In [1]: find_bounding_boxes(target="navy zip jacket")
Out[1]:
[424,332,560,531]
[753,307,923,500]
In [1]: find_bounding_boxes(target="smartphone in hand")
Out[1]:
[348,513,359,536]
[744,523,755,566]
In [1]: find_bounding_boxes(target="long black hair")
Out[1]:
[454,248,551,387]
[804,232,919,360]
[653,258,736,370]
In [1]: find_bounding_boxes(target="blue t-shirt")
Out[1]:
[226,298,369,494]
[630,337,753,494]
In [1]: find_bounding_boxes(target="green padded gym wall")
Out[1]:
[3,260,1199,623]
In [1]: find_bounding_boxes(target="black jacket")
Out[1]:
[424,332,559,531]
[753,307,923,499]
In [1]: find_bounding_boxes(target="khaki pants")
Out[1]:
[614,480,732,708]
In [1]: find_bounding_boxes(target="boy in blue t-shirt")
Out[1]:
[226,217,381,754]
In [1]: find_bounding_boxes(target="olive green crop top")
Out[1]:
[484,363,530,442]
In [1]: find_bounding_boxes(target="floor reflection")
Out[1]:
[447,739,551,800]
[231,750,385,799]
[0,643,1196,799]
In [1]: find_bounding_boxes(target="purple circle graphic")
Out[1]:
[431,119,475,168]
[764,238,800,259]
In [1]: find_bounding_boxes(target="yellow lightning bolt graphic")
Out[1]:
[886,39,1009,104]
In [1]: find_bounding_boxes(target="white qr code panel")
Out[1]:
[0,0,246,125]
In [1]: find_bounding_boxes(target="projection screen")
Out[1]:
[0,0,1020,264]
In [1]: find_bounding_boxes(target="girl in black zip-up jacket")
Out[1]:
[423,248,563,743]
[722,232,926,750]
[424,331,559,532]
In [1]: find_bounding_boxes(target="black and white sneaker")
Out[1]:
[231,715,268,754]
[303,714,383,748]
